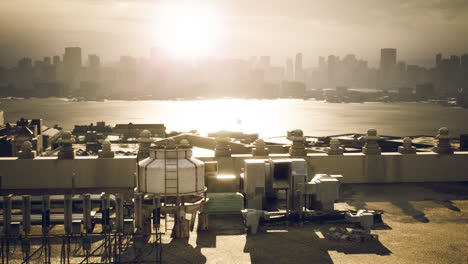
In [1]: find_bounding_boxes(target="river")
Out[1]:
[1,98,468,137]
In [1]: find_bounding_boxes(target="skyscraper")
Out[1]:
[43,57,51,66]
[328,55,337,87]
[53,55,61,65]
[88,54,101,81]
[294,53,304,82]
[449,55,460,70]
[461,54,468,70]
[436,53,442,68]
[379,48,397,89]
[63,47,82,90]
[88,54,100,68]
[258,56,270,71]
[380,48,397,71]
[286,58,293,81]
[15,57,33,91]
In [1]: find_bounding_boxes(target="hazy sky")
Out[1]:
[1,0,467,67]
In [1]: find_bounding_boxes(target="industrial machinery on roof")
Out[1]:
[137,139,208,238]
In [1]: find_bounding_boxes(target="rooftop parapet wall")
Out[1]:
[199,152,468,184]
[0,152,467,194]
[0,156,136,194]
[304,152,468,183]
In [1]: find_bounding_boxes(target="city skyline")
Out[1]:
[1,0,468,67]
[1,45,466,101]
[0,46,466,70]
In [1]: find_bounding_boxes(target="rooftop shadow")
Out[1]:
[391,201,429,223]
[243,224,392,264]
[433,200,461,212]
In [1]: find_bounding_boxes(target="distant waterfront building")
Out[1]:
[286,58,293,81]
[73,121,112,136]
[294,53,304,82]
[457,87,468,108]
[396,61,406,84]
[398,87,414,101]
[15,57,34,91]
[379,48,397,89]
[416,83,435,100]
[53,55,61,65]
[34,82,66,97]
[250,69,265,97]
[87,54,101,82]
[33,60,44,80]
[88,54,100,68]
[116,56,138,98]
[281,81,306,98]
[449,55,460,69]
[113,123,166,138]
[44,57,51,65]
[380,48,397,71]
[258,56,270,71]
[328,55,337,87]
[63,47,82,91]
[268,66,285,84]
[461,54,468,70]
[436,53,442,68]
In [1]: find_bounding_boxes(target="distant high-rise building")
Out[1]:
[63,47,82,90]
[461,54,468,70]
[397,61,406,84]
[88,55,100,68]
[436,53,442,68]
[33,60,45,81]
[15,57,34,91]
[42,57,55,82]
[380,48,397,71]
[18,58,32,72]
[258,56,270,71]
[449,55,460,70]
[43,57,51,66]
[379,48,397,89]
[53,55,61,65]
[294,53,304,82]
[328,55,337,87]
[318,57,326,68]
[88,54,101,81]
[248,56,257,70]
[286,58,293,81]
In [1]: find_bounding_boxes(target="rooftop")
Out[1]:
[155,182,467,264]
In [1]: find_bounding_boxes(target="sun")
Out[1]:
[153,5,222,59]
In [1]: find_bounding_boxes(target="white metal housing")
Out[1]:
[138,147,205,195]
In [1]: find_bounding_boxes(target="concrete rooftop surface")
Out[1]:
[2,182,466,263]
[157,182,468,264]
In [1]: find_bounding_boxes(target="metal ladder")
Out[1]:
[164,148,179,232]
[164,148,179,196]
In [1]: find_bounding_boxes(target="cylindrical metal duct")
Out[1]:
[101,193,110,231]
[134,193,143,231]
[82,194,92,233]
[22,195,31,235]
[115,193,124,232]
[64,194,73,235]
[3,195,12,236]
[41,195,51,232]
